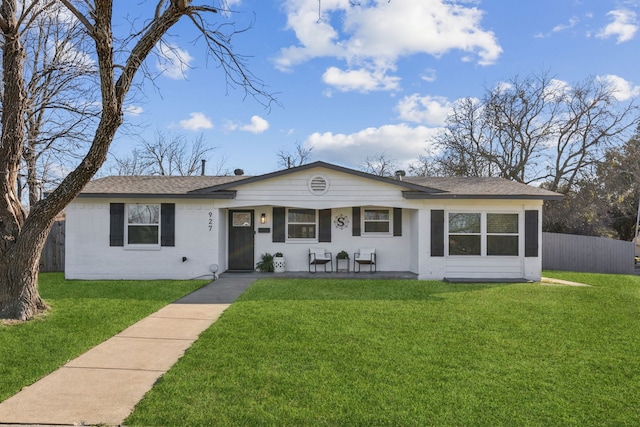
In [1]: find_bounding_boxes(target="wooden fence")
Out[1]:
[542,232,634,275]
[40,220,65,272]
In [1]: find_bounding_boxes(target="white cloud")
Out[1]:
[179,112,214,131]
[596,9,638,43]
[303,123,441,169]
[124,105,143,116]
[241,115,270,134]
[396,94,454,127]
[543,78,571,100]
[226,115,270,134]
[156,43,194,79]
[552,17,579,33]
[421,69,437,83]
[494,81,514,93]
[597,74,640,101]
[322,66,401,93]
[276,0,502,92]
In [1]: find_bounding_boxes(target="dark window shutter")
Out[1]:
[109,203,125,246]
[525,210,539,257]
[161,203,175,247]
[352,207,361,236]
[319,209,332,242]
[273,207,285,242]
[393,208,402,236]
[431,210,444,257]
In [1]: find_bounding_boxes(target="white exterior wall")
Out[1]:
[65,166,545,281]
[65,198,221,280]
[224,169,409,209]
[417,199,543,282]
[251,206,416,273]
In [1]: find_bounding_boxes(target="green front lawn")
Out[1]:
[0,273,206,402]
[127,273,640,426]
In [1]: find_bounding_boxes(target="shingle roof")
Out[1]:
[80,175,248,197]
[77,162,562,201]
[402,176,562,199]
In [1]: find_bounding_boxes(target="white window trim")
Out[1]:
[286,208,318,242]
[446,211,520,257]
[486,213,519,256]
[361,207,393,236]
[125,203,161,248]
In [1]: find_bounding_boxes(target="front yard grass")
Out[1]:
[127,273,640,426]
[0,273,206,402]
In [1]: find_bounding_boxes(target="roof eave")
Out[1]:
[402,191,563,201]
[75,191,237,200]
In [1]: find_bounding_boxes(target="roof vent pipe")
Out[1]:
[201,159,206,176]
[395,170,406,181]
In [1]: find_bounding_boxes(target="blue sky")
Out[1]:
[107,0,640,176]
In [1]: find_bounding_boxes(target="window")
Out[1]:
[448,212,519,256]
[448,213,481,255]
[287,208,316,239]
[127,204,160,245]
[363,209,390,234]
[232,212,252,227]
[487,213,519,256]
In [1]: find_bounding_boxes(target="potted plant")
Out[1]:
[336,250,349,272]
[273,252,286,273]
[256,252,274,272]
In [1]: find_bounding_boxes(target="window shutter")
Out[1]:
[393,208,402,236]
[352,207,361,236]
[109,203,125,246]
[273,207,285,242]
[431,210,444,257]
[319,209,332,242]
[161,203,175,247]
[525,210,539,257]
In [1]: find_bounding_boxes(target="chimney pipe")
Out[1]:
[201,159,206,176]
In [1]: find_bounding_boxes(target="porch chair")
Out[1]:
[309,247,333,273]
[354,248,376,273]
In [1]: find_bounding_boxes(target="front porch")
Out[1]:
[220,271,419,280]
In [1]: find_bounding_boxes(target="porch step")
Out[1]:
[443,277,532,283]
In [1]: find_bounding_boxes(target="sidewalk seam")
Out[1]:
[62,366,167,373]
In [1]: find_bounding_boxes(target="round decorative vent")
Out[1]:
[308,175,329,195]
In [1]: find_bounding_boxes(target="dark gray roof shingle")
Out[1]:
[80,175,248,195]
[403,176,561,199]
[77,162,562,201]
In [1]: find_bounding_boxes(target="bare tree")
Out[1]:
[0,0,273,321]
[408,151,445,177]
[112,132,219,176]
[361,152,398,176]
[430,71,640,192]
[276,141,313,169]
[10,3,100,208]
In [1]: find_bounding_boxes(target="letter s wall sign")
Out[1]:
[334,214,349,230]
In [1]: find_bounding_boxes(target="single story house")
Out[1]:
[65,161,562,281]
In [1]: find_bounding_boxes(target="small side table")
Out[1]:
[336,257,350,273]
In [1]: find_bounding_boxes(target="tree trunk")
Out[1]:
[0,220,51,320]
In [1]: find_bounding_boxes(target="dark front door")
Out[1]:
[228,210,255,271]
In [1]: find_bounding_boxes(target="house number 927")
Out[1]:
[208,211,213,231]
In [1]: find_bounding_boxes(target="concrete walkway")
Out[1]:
[0,273,257,426]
